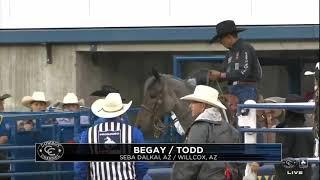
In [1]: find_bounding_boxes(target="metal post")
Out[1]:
[173,56,181,77]
[74,112,80,142]
[238,100,257,177]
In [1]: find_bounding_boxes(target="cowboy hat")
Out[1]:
[0,94,11,101]
[91,93,132,118]
[304,62,319,76]
[285,94,311,114]
[63,93,79,104]
[61,93,85,106]
[262,97,286,118]
[181,85,226,109]
[21,91,50,108]
[210,20,246,43]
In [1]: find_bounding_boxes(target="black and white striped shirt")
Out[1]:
[88,121,136,180]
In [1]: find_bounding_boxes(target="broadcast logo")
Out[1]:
[281,158,297,169]
[37,141,64,161]
[282,158,307,175]
[298,158,308,169]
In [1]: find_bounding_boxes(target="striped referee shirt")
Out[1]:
[88,121,136,180]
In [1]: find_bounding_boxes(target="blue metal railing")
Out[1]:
[0,171,74,177]
[237,102,315,114]
[0,107,179,179]
[240,127,313,133]
[237,101,319,165]
[0,110,93,179]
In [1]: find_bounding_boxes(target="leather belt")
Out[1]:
[232,81,256,85]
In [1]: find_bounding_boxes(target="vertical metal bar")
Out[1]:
[10,117,17,180]
[173,56,181,77]
[74,112,80,142]
[53,123,58,180]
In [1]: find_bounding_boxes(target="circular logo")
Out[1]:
[281,158,297,169]
[37,141,64,161]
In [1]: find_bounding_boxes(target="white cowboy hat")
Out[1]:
[304,62,319,76]
[63,93,79,104]
[91,93,132,118]
[61,93,85,105]
[21,91,50,108]
[181,85,226,109]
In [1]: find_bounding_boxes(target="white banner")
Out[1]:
[0,0,319,29]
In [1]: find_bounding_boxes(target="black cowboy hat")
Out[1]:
[0,94,11,101]
[209,20,246,43]
[90,85,126,101]
[285,94,311,114]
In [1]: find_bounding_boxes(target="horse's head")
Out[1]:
[136,69,181,138]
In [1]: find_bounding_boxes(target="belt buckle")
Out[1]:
[232,81,239,85]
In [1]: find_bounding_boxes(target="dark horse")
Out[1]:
[136,69,238,138]
[136,70,194,138]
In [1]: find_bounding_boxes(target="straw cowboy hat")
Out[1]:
[61,93,85,106]
[0,94,11,101]
[263,97,286,118]
[210,20,246,43]
[21,91,50,108]
[181,85,226,109]
[91,93,132,118]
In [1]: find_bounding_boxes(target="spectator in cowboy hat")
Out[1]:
[61,93,84,112]
[304,62,319,180]
[21,91,50,112]
[19,91,50,131]
[257,97,285,143]
[0,94,11,112]
[172,85,241,180]
[0,94,11,179]
[274,94,314,180]
[74,93,149,180]
[304,62,319,129]
[56,93,89,125]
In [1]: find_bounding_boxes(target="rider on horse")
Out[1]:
[208,20,262,113]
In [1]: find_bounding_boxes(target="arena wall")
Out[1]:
[0,41,318,111]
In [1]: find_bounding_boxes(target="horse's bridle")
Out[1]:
[141,92,166,138]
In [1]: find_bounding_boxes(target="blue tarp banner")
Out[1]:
[36,142,281,162]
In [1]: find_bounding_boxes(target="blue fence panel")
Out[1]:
[0,111,90,180]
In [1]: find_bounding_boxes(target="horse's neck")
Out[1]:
[167,76,194,97]
[165,76,195,130]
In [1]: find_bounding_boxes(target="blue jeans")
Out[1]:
[228,85,257,104]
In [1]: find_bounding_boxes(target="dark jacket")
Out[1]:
[275,112,314,180]
[223,39,262,83]
[172,107,241,180]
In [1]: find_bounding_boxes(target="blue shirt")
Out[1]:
[0,118,8,137]
[74,117,149,180]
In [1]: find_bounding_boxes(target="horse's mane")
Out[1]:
[144,74,195,95]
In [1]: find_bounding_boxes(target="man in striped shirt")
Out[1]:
[74,93,149,180]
